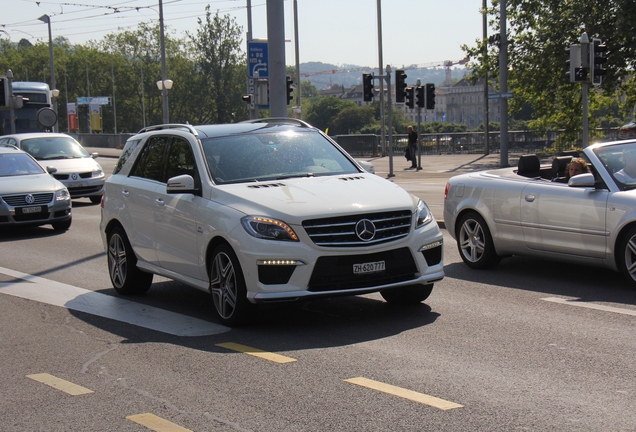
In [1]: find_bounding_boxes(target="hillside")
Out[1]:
[298,61,469,89]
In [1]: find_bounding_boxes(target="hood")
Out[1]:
[0,173,65,195]
[212,174,418,223]
[37,157,101,174]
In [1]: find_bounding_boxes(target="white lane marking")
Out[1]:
[0,266,230,336]
[541,297,636,317]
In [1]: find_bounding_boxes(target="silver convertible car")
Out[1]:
[444,138,636,287]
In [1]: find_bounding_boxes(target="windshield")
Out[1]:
[0,153,46,177]
[200,129,360,184]
[595,141,636,190]
[20,136,89,161]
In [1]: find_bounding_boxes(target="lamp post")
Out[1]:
[38,14,58,132]
[156,79,173,123]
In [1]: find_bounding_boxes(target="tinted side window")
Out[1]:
[165,138,198,182]
[113,139,141,174]
[129,136,168,182]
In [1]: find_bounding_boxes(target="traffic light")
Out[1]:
[286,76,294,105]
[242,94,252,104]
[0,77,8,108]
[590,38,607,86]
[362,73,374,102]
[566,44,582,83]
[415,85,425,108]
[395,69,407,103]
[425,83,436,110]
[405,86,415,109]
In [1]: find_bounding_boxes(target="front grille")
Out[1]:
[2,193,54,206]
[308,247,417,291]
[53,172,93,181]
[303,210,412,247]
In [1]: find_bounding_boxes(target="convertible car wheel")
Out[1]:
[209,244,253,326]
[618,226,636,288]
[456,212,500,269]
[107,226,153,294]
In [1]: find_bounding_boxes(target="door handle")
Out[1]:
[155,198,165,206]
[524,194,535,202]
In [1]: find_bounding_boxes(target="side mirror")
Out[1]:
[46,166,58,174]
[90,152,99,159]
[167,174,198,194]
[568,172,595,187]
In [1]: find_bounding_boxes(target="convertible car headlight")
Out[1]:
[241,216,299,241]
[415,199,433,228]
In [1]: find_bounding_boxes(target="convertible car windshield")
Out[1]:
[595,142,636,189]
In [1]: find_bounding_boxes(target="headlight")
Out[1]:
[241,216,299,241]
[55,189,70,201]
[415,199,433,228]
[92,168,104,178]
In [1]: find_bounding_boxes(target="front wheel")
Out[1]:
[381,284,433,304]
[52,217,72,231]
[107,226,153,295]
[618,226,636,288]
[456,212,500,269]
[208,244,253,326]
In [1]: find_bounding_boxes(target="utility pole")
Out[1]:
[482,0,490,155]
[499,0,509,167]
[376,0,386,158]
[266,0,287,117]
[580,32,589,148]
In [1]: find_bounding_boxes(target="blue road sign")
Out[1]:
[248,41,269,78]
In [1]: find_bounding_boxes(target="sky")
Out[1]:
[2,0,485,70]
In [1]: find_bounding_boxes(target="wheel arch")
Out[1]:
[613,220,636,271]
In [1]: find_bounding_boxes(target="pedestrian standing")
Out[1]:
[407,126,418,169]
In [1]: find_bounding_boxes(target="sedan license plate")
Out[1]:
[19,206,42,214]
[68,182,86,188]
[353,260,385,275]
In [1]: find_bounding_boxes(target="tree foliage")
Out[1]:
[463,0,636,146]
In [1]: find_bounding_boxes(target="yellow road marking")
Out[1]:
[344,377,463,410]
[26,373,94,396]
[216,342,297,363]
[126,413,192,432]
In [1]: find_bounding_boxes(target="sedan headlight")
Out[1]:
[241,216,299,241]
[55,189,70,201]
[92,168,104,178]
[415,199,433,228]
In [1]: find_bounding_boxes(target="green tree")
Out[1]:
[464,0,636,146]
[188,7,247,124]
[305,97,357,132]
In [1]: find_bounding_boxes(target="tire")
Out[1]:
[618,226,636,288]
[208,244,253,326]
[107,226,153,295]
[89,195,102,205]
[52,217,72,231]
[381,284,433,304]
[456,211,500,269]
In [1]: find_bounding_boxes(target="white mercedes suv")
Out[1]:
[100,119,444,325]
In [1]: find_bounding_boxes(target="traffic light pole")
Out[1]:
[580,32,589,148]
[416,79,422,171]
[385,65,394,178]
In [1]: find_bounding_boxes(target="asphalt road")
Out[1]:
[1,153,635,431]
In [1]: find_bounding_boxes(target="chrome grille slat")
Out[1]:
[2,193,54,206]
[303,210,412,247]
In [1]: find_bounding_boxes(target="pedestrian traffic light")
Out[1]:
[405,86,415,109]
[590,38,607,86]
[286,76,294,105]
[362,73,374,102]
[395,69,407,103]
[415,85,425,108]
[425,83,436,110]
[0,77,8,108]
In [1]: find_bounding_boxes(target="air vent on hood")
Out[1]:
[247,183,286,189]
[338,175,365,182]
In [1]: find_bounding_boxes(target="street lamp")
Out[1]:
[156,79,173,123]
[38,14,58,132]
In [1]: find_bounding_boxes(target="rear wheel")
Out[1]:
[456,211,500,269]
[618,226,636,288]
[107,226,153,294]
[381,284,433,304]
[208,244,253,326]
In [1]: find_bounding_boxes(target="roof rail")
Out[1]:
[239,117,313,128]
[137,124,199,136]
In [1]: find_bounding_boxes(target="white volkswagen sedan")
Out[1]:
[100,119,444,326]
[0,133,105,204]
[444,138,636,288]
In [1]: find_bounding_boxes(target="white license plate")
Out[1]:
[21,206,42,214]
[353,260,385,275]
[68,182,85,188]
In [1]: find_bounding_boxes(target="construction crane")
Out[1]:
[400,57,469,86]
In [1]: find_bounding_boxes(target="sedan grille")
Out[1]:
[303,210,412,247]
[2,193,54,206]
